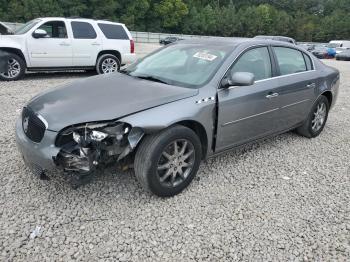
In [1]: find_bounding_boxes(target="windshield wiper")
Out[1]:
[134,75,169,85]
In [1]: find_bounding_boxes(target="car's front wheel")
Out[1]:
[134,125,202,197]
[296,95,330,138]
[96,54,121,75]
[0,53,26,81]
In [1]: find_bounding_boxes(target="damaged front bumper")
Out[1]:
[16,117,144,175]
[15,118,60,173]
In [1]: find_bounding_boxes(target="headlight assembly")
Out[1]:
[54,122,144,173]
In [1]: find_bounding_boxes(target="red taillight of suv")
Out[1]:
[130,40,135,54]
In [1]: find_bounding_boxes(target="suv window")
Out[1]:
[71,21,97,39]
[98,23,129,40]
[38,21,67,38]
[231,47,272,81]
[274,47,307,75]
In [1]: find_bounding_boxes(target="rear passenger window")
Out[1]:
[273,47,307,75]
[98,23,129,40]
[231,47,272,81]
[303,53,313,70]
[71,22,97,39]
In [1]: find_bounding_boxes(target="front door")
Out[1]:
[216,46,280,151]
[26,20,72,67]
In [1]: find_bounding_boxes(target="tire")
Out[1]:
[296,95,330,138]
[134,125,202,197]
[0,53,26,81]
[96,54,121,75]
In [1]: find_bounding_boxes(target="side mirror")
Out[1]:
[32,29,48,39]
[221,71,255,88]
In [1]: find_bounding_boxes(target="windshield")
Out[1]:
[14,19,41,35]
[124,44,232,88]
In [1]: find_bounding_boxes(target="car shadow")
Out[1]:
[24,71,96,80]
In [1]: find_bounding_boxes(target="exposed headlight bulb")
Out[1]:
[90,130,108,141]
[73,132,81,144]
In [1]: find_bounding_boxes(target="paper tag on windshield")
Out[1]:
[193,52,217,61]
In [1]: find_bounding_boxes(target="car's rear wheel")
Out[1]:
[134,125,202,197]
[0,53,25,81]
[296,95,329,138]
[96,54,121,75]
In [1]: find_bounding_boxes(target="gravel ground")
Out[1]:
[0,59,349,261]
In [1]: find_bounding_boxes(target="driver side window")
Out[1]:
[37,21,67,38]
[231,47,272,81]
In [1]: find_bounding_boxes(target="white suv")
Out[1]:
[0,17,136,81]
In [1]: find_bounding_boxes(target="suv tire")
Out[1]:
[96,54,121,75]
[0,53,26,81]
[134,125,202,197]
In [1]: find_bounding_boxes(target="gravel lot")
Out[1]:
[0,59,349,261]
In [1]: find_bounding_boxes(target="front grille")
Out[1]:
[22,107,46,143]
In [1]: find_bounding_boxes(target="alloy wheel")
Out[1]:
[157,139,195,187]
[1,58,21,79]
[101,58,118,74]
[311,102,327,132]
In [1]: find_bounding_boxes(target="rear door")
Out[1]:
[97,23,131,61]
[216,46,281,151]
[271,46,317,130]
[70,21,102,66]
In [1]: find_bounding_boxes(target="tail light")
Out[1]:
[130,40,135,54]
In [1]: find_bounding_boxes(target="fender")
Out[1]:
[0,35,29,65]
[119,95,217,157]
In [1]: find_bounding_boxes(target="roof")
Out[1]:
[37,17,124,26]
[179,37,297,48]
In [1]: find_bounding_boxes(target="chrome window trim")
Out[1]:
[218,43,317,90]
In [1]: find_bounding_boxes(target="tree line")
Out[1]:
[0,0,349,42]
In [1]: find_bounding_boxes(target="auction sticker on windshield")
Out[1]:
[193,52,218,61]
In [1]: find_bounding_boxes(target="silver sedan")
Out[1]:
[16,38,340,197]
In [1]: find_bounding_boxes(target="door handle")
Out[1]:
[306,83,316,88]
[266,92,279,99]
[91,42,101,46]
[59,42,70,46]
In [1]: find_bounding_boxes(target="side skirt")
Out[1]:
[207,122,303,160]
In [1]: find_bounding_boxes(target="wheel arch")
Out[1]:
[0,47,27,66]
[97,50,121,64]
[321,90,333,107]
[171,120,208,159]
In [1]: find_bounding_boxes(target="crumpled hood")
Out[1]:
[28,73,198,131]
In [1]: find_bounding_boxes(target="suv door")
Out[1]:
[97,23,130,61]
[70,21,102,66]
[26,20,72,67]
[216,46,280,151]
[271,46,317,130]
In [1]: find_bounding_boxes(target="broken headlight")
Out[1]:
[55,122,144,173]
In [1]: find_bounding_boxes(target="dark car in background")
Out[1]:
[254,35,296,45]
[0,51,10,74]
[335,49,350,61]
[298,43,316,52]
[312,45,333,59]
[159,36,183,45]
